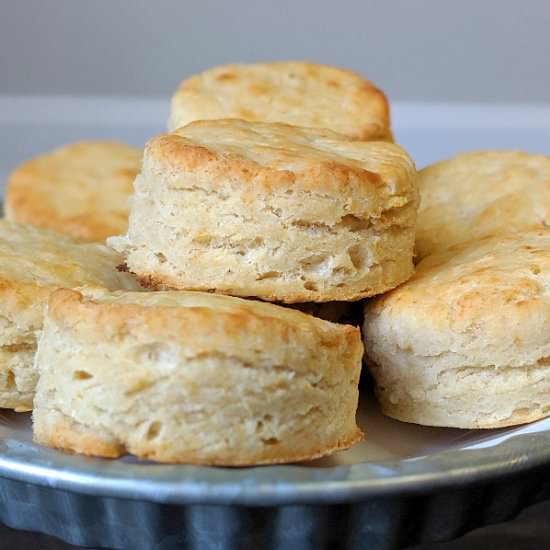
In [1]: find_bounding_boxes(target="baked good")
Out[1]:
[5,141,141,242]
[108,119,418,303]
[32,288,363,465]
[363,229,550,428]
[168,61,392,141]
[416,150,550,259]
[0,221,138,411]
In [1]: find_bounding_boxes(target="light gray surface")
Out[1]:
[1,0,550,102]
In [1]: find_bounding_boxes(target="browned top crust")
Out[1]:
[5,141,141,242]
[366,228,550,364]
[49,287,362,367]
[416,150,550,259]
[148,119,416,203]
[168,61,391,140]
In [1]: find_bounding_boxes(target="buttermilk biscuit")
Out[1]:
[108,119,418,303]
[416,150,550,259]
[0,221,138,410]
[5,141,141,242]
[33,288,363,465]
[168,61,392,140]
[363,229,550,429]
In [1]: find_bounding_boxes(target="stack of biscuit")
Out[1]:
[5,62,550,466]
[7,60,547,464]
[3,61,421,465]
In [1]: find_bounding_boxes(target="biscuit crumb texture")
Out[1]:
[5,141,141,242]
[0,346,36,411]
[364,229,550,428]
[33,288,363,464]
[0,221,139,410]
[109,120,418,303]
[168,61,392,141]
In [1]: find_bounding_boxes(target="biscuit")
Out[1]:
[0,221,138,410]
[168,61,392,141]
[108,119,418,303]
[363,229,550,428]
[32,288,363,465]
[5,141,141,242]
[416,150,550,259]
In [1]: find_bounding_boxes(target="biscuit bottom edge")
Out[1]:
[33,407,125,458]
[129,253,415,305]
[377,401,550,430]
[33,407,363,466]
[372,363,550,429]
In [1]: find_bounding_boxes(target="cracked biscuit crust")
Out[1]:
[168,61,392,141]
[33,288,363,465]
[108,119,418,303]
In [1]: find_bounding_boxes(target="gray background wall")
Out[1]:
[1,0,549,102]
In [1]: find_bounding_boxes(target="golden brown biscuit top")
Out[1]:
[168,61,390,140]
[58,286,352,332]
[49,288,362,366]
[5,141,141,242]
[0,221,135,290]
[149,119,416,199]
[369,229,550,334]
[416,150,550,259]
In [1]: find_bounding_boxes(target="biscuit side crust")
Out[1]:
[33,406,363,465]
[370,360,550,429]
